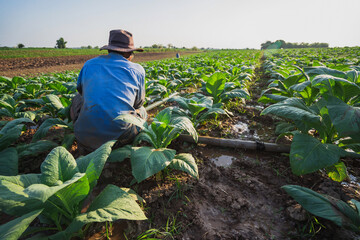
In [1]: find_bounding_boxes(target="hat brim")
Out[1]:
[100,45,144,52]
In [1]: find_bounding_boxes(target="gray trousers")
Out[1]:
[70,94,147,153]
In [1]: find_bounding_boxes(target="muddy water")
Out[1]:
[210,155,235,167]
[232,120,274,142]
[342,174,360,188]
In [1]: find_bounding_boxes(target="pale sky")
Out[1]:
[0,0,359,49]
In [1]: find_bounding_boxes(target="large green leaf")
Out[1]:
[51,184,147,239]
[42,173,89,221]
[24,99,45,107]
[48,83,68,94]
[25,173,86,204]
[114,114,147,130]
[197,107,227,125]
[0,100,14,114]
[221,88,250,101]
[133,130,157,148]
[261,98,320,125]
[0,173,84,216]
[282,185,360,230]
[11,76,26,88]
[0,147,18,176]
[290,133,347,175]
[14,111,36,121]
[169,153,199,179]
[289,80,311,92]
[346,70,358,83]
[171,116,198,143]
[187,102,206,118]
[327,96,360,141]
[170,95,213,119]
[154,108,172,125]
[79,184,146,221]
[0,118,34,135]
[312,74,360,101]
[304,66,347,79]
[275,122,296,135]
[0,124,23,151]
[61,133,75,150]
[107,145,132,163]
[16,140,58,159]
[204,72,226,94]
[25,83,42,95]
[131,147,176,183]
[0,174,41,187]
[169,96,192,111]
[76,141,115,189]
[283,73,306,88]
[40,147,79,186]
[0,209,43,240]
[0,108,12,117]
[43,94,65,112]
[0,94,16,107]
[32,118,70,142]
[204,72,226,102]
[258,94,289,104]
[54,185,146,238]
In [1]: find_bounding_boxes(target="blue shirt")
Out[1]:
[74,53,145,150]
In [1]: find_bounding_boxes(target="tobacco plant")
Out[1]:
[283,185,360,232]
[201,72,250,104]
[168,94,228,127]
[110,108,199,183]
[0,94,36,120]
[261,62,360,181]
[0,118,35,175]
[0,141,146,239]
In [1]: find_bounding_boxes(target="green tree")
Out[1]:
[17,43,25,48]
[261,41,272,50]
[151,44,164,49]
[55,37,67,49]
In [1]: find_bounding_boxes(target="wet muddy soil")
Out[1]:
[92,142,359,240]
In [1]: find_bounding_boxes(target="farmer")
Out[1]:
[70,29,147,153]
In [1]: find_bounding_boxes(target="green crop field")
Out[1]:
[0,47,360,239]
[0,47,198,59]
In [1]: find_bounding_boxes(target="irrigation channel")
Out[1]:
[147,93,291,153]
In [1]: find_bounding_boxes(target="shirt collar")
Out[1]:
[108,52,127,60]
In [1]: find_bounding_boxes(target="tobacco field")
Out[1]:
[1,47,360,239]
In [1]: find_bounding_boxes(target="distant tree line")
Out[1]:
[261,40,329,50]
[1,39,203,51]
[142,44,200,51]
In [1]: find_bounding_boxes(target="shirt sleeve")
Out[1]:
[134,66,146,109]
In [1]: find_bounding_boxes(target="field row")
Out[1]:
[0,48,360,239]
